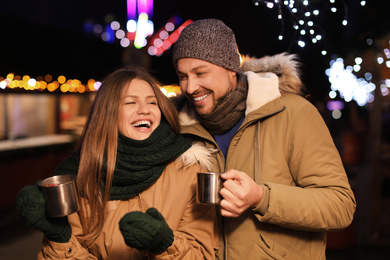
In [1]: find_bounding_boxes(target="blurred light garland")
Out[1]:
[0,72,181,96]
[325,47,390,107]
[253,0,367,55]
[84,15,191,57]
[82,0,192,57]
[0,73,100,93]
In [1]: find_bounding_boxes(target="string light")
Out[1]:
[253,0,352,54]
[0,73,100,93]
[325,43,390,107]
[0,73,180,97]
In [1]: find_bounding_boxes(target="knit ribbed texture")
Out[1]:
[54,120,191,200]
[172,18,241,72]
[110,120,191,200]
[119,207,174,254]
[197,73,248,135]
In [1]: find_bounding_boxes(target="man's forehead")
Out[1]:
[177,58,215,71]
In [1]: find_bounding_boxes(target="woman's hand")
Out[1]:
[16,185,72,243]
[119,207,174,254]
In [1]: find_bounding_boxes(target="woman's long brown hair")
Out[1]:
[76,67,180,246]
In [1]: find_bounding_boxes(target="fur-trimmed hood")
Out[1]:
[177,143,217,172]
[240,52,304,95]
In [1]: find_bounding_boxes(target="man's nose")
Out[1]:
[185,77,199,95]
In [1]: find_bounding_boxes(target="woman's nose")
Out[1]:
[137,102,149,114]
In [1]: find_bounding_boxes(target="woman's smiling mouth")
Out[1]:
[131,120,152,128]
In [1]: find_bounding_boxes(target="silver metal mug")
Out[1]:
[39,175,79,218]
[196,172,223,204]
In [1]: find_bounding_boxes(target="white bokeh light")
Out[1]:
[327,58,378,106]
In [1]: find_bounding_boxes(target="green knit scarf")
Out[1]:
[110,120,191,200]
[55,120,191,201]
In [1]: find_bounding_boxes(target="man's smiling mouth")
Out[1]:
[193,93,210,102]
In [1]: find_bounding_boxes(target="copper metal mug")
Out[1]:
[196,172,223,204]
[39,175,79,217]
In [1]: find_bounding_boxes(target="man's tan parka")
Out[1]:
[179,53,356,259]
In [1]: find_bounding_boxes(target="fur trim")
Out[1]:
[170,94,199,127]
[244,71,281,115]
[240,52,304,95]
[177,143,217,171]
[179,102,200,126]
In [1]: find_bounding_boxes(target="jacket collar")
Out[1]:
[244,71,281,116]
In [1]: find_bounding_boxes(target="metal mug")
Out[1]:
[39,175,79,218]
[196,172,223,204]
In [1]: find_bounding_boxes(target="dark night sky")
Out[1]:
[0,0,389,101]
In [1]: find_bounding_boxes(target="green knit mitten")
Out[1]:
[15,185,71,243]
[119,207,174,254]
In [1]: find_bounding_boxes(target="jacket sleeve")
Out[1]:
[38,236,95,260]
[256,98,356,232]
[153,173,218,259]
[38,213,96,259]
[157,200,217,259]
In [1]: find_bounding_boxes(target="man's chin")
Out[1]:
[195,106,213,116]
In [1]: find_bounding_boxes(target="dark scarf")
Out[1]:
[197,73,248,135]
[54,121,191,200]
[109,120,191,200]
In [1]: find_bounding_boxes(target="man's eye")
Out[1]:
[197,71,208,77]
[178,76,187,81]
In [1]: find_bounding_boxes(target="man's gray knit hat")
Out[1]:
[172,19,241,73]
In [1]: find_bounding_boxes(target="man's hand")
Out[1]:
[219,169,263,217]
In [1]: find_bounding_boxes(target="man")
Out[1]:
[172,18,356,259]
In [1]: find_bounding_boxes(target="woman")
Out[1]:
[16,67,218,259]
